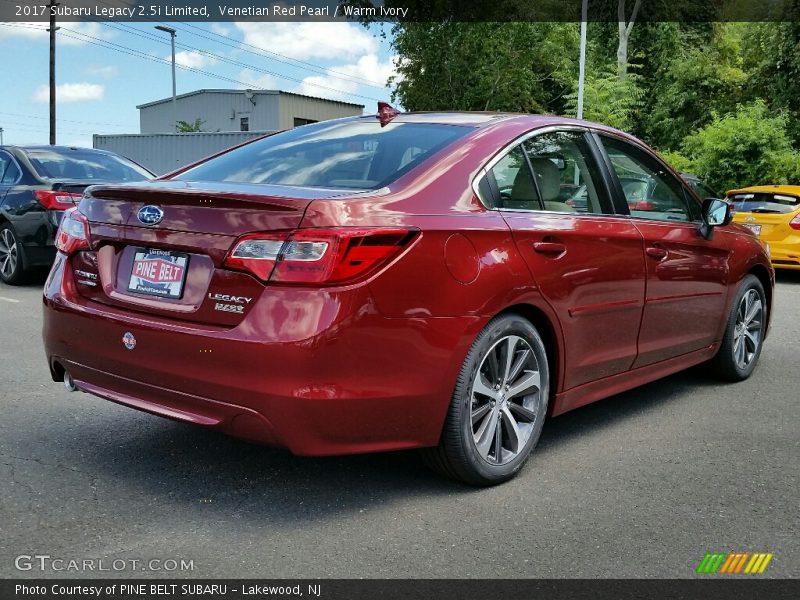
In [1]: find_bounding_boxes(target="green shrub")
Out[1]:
[657,150,694,174]
[680,100,800,192]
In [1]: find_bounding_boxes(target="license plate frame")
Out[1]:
[127,248,189,299]
[742,223,762,236]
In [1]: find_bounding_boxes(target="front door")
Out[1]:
[597,134,730,368]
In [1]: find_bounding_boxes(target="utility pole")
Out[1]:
[0,127,4,145]
[155,26,177,132]
[48,0,59,145]
[576,0,588,121]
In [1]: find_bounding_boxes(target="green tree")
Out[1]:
[176,118,205,133]
[680,101,800,192]
[565,68,643,131]
[644,23,748,150]
[390,22,578,114]
[742,21,800,145]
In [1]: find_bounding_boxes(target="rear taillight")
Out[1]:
[35,190,82,210]
[790,214,800,230]
[631,200,655,211]
[224,228,417,285]
[55,208,91,255]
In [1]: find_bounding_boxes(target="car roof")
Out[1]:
[9,145,114,154]
[355,111,631,135]
[726,185,800,196]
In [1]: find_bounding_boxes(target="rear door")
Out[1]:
[596,133,730,367]
[480,129,647,390]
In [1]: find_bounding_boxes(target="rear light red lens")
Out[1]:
[224,228,417,285]
[631,200,655,210]
[35,190,82,210]
[790,214,800,230]
[55,208,91,255]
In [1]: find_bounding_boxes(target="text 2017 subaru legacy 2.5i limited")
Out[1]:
[43,109,774,485]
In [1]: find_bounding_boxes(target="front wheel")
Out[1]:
[710,274,767,381]
[423,314,549,486]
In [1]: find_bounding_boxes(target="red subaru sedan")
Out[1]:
[42,112,774,485]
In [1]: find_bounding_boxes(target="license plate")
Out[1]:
[743,224,761,235]
[127,249,189,299]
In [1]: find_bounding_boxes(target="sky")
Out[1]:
[0,20,397,147]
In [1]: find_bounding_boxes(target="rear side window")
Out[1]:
[2,159,20,184]
[727,192,800,214]
[176,121,471,190]
[25,149,151,182]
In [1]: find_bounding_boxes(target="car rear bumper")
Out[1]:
[767,241,800,269]
[43,255,480,455]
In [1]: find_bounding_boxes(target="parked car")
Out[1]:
[42,112,774,485]
[726,185,800,270]
[681,173,720,200]
[0,145,153,284]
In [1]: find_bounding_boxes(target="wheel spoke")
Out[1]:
[744,330,759,353]
[493,412,503,461]
[745,297,761,325]
[472,374,497,399]
[507,348,531,385]
[501,405,521,454]
[735,335,746,366]
[508,401,537,423]
[506,370,540,399]
[471,402,492,424]
[487,347,501,384]
[474,408,499,460]
[502,336,520,384]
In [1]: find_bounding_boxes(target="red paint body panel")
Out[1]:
[41,113,775,456]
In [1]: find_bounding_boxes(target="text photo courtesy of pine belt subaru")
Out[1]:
[0,146,153,284]
[42,109,774,486]
[726,185,800,271]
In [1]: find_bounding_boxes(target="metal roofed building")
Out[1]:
[137,89,365,134]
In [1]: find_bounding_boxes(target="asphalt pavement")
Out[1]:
[1,270,798,578]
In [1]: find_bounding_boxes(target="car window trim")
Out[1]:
[593,130,703,224]
[472,125,617,217]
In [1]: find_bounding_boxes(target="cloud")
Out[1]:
[0,22,114,46]
[294,54,396,101]
[33,83,105,104]
[237,69,280,90]
[234,22,377,61]
[210,23,231,36]
[85,65,118,79]
[171,50,217,69]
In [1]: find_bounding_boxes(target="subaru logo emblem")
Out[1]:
[137,205,164,225]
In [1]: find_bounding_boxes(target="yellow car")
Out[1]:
[726,185,800,270]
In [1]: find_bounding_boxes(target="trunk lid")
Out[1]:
[72,181,350,326]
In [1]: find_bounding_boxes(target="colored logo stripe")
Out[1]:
[697,552,773,574]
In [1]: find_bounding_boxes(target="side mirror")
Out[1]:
[699,198,733,240]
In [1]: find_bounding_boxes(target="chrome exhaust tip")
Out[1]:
[63,372,78,392]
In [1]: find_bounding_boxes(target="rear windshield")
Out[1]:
[175,120,471,190]
[727,192,800,214]
[25,149,151,182]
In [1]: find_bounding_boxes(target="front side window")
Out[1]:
[176,120,471,190]
[601,135,699,222]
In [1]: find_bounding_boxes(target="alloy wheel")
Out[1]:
[733,289,763,370]
[0,228,18,280]
[470,335,543,466]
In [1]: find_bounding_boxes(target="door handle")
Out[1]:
[533,241,567,256]
[645,246,668,259]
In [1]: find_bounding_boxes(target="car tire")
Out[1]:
[423,313,549,486]
[710,274,767,381]
[0,223,26,285]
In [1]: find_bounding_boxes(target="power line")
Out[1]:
[0,110,128,128]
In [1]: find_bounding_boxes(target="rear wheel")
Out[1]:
[423,314,549,486]
[710,274,767,381]
[0,223,26,285]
